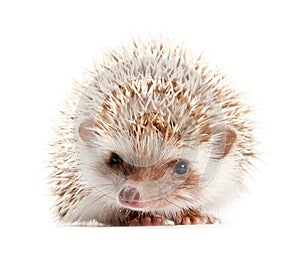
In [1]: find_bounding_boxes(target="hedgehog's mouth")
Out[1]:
[119,200,153,209]
[118,186,159,210]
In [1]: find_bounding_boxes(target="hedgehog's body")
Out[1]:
[49,38,254,226]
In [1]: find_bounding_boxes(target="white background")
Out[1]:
[0,0,299,257]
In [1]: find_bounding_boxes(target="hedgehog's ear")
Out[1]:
[212,126,237,159]
[78,119,96,146]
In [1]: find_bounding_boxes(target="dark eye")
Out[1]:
[173,161,188,175]
[110,153,122,165]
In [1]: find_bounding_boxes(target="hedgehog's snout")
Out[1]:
[118,187,141,202]
[118,186,149,209]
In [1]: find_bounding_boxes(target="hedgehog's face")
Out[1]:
[104,149,203,211]
[77,115,237,213]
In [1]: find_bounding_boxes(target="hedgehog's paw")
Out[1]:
[128,216,167,226]
[175,215,221,225]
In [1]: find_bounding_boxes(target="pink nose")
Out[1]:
[118,187,141,202]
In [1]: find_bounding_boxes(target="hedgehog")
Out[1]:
[49,38,255,226]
